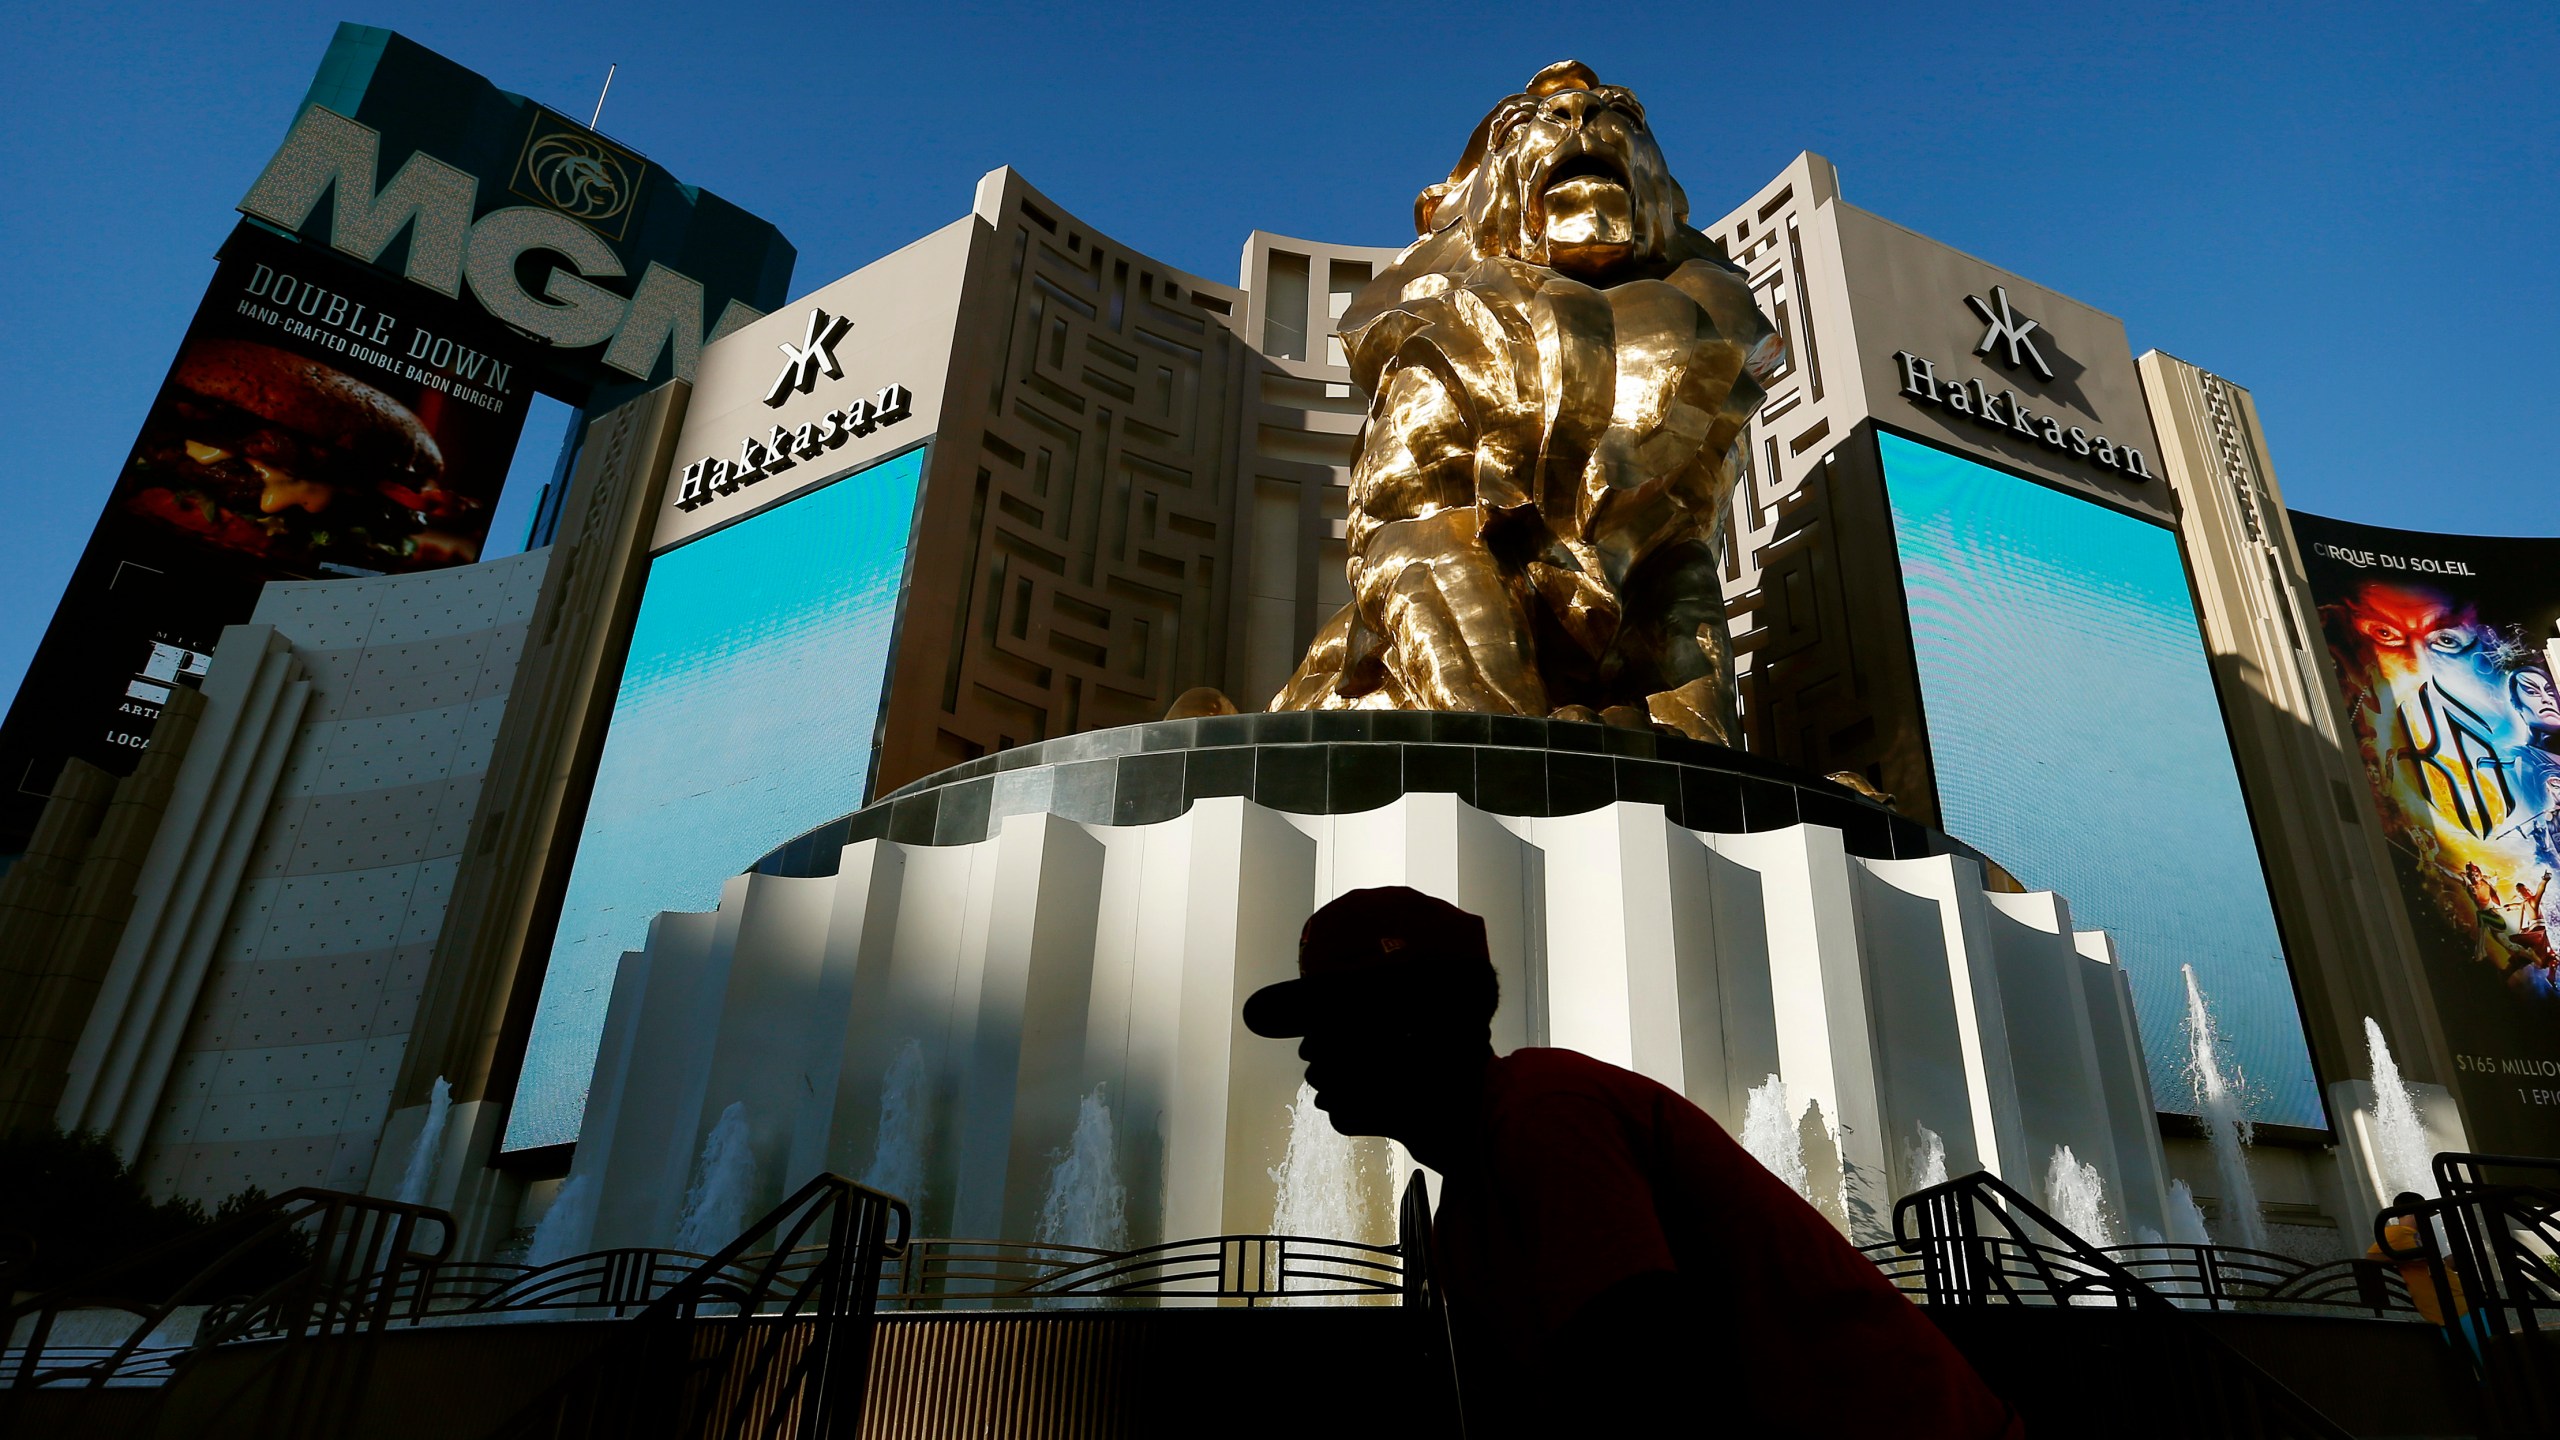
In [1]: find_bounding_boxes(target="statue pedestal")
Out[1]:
[559,716,2170,1257]
[755,712,1958,875]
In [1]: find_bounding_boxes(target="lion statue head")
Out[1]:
[1339,60,1765,392]
[1418,59,1688,279]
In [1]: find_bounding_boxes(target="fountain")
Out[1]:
[2166,1178,2213,1246]
[1385,1141,1419,1225]
[1741,1074,1810,1201]
[2044,1144,2116,1247]
[1271,1082,1365,1237]
[2182,964,2269,1253]
[2363,1017,2437,1200]
[396,1076,452,1205]
[1905,1123,1949,1195]
[527,1173,596,1266]
[1799,1100,1854,1234]
[1036,1085,1128,1252]
[863,1040,929,1206]
[674,1101,758,1253]
[1270,1082,1377,1304]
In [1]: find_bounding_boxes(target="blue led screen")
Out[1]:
[503,449,925,1151]
[1879,431,2322,1130]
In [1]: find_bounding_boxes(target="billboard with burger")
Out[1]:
[118,227,527,578]
[0,223,530,824]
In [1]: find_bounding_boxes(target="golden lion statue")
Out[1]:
[1270,60,1781,744]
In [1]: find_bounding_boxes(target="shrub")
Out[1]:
[1,1124,308,1302]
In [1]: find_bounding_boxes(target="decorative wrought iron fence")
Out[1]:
[2374,1151,2560,1440]
[490,1172,907,1440]
[1859,1235,2419,1318]
[2,1186,452,1437]
[1895,1170,2355,1440]
[2,1188,449,1390]
[876,1232,1404,1307]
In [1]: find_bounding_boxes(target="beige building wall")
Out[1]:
[1699,157,1939,810]
[41,381,696,1245]
[1230,231,1399,708]
[876,169,1258,787]
[1698,158,2431,1246]
[392,383,687,1118]
[2137,352,2457,1166]
[57,554,550,1204]
[0,688,206,1133]
[855,171,1395,792]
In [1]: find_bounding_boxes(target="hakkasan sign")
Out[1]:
[2293,511,2560,1156]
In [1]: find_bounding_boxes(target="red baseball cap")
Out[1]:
[1242,886,1499,1038]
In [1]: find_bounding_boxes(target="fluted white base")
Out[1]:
[551,792,2170,1253]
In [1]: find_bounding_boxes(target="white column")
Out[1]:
[787,839,905,1193]
[1673,827,1779,1132]
[1852,856,2018,1188]
[60,626,311,1155]
[589,907,723,1250]
[693,871,839,1224]
[1984,890,2125,1224]
[2075,931,2171,1238]
[1712,824,1890,1239]
[947,812,1104,1240]
[1163,798,1315,1239]
[1530,805,1684,1089]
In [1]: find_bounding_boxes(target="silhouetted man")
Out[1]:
[1245,886,2020,1438]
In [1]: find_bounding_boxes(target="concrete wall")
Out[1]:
[2136,352,2448,1116]
[56,552,550,1205]
[553,793,2168,1255]
[0,686,207,1132]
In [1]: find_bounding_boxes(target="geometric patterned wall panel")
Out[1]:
[927,178,1252,763]
[1699,156,1934,814]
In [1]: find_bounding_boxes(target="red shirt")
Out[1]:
[1432,1048,2020,1438]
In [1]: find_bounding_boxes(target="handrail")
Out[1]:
[1858,1235,2419,1318]
[2378,1151,2560,1440]
[3,1187,451,1392]
[882,1232,1403,1306]
[1896,1170,2356,1440]
[490,1173,908,1440]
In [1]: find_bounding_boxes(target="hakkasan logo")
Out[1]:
[1891,351,2153,482]
[509,111,646,241]
[672,377,916,512]
[1888,286,2153,481]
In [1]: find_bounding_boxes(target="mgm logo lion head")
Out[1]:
[1417,59,1688,281]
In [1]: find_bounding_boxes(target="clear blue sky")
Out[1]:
[2,1,2552,706]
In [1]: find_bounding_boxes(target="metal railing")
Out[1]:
[2,1186,453,1438]
[24,1160,2525,1440]
[877,1232,1405,1306]
[3,1188,449,1391]
[1860,1234,2420,1318]
[1895,1169,2353,1439]
[2375,1151,2560,1440]
[492,1172,908,1440]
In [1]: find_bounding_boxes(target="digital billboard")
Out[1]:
[503,447,928,1151]
[0,223,532,832]
[1878,431,2323,1131]
[2292,513,2560,1156]
[0,24,797,857]
[238,25,795,402]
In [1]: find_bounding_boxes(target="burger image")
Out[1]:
[119,339,482,573]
